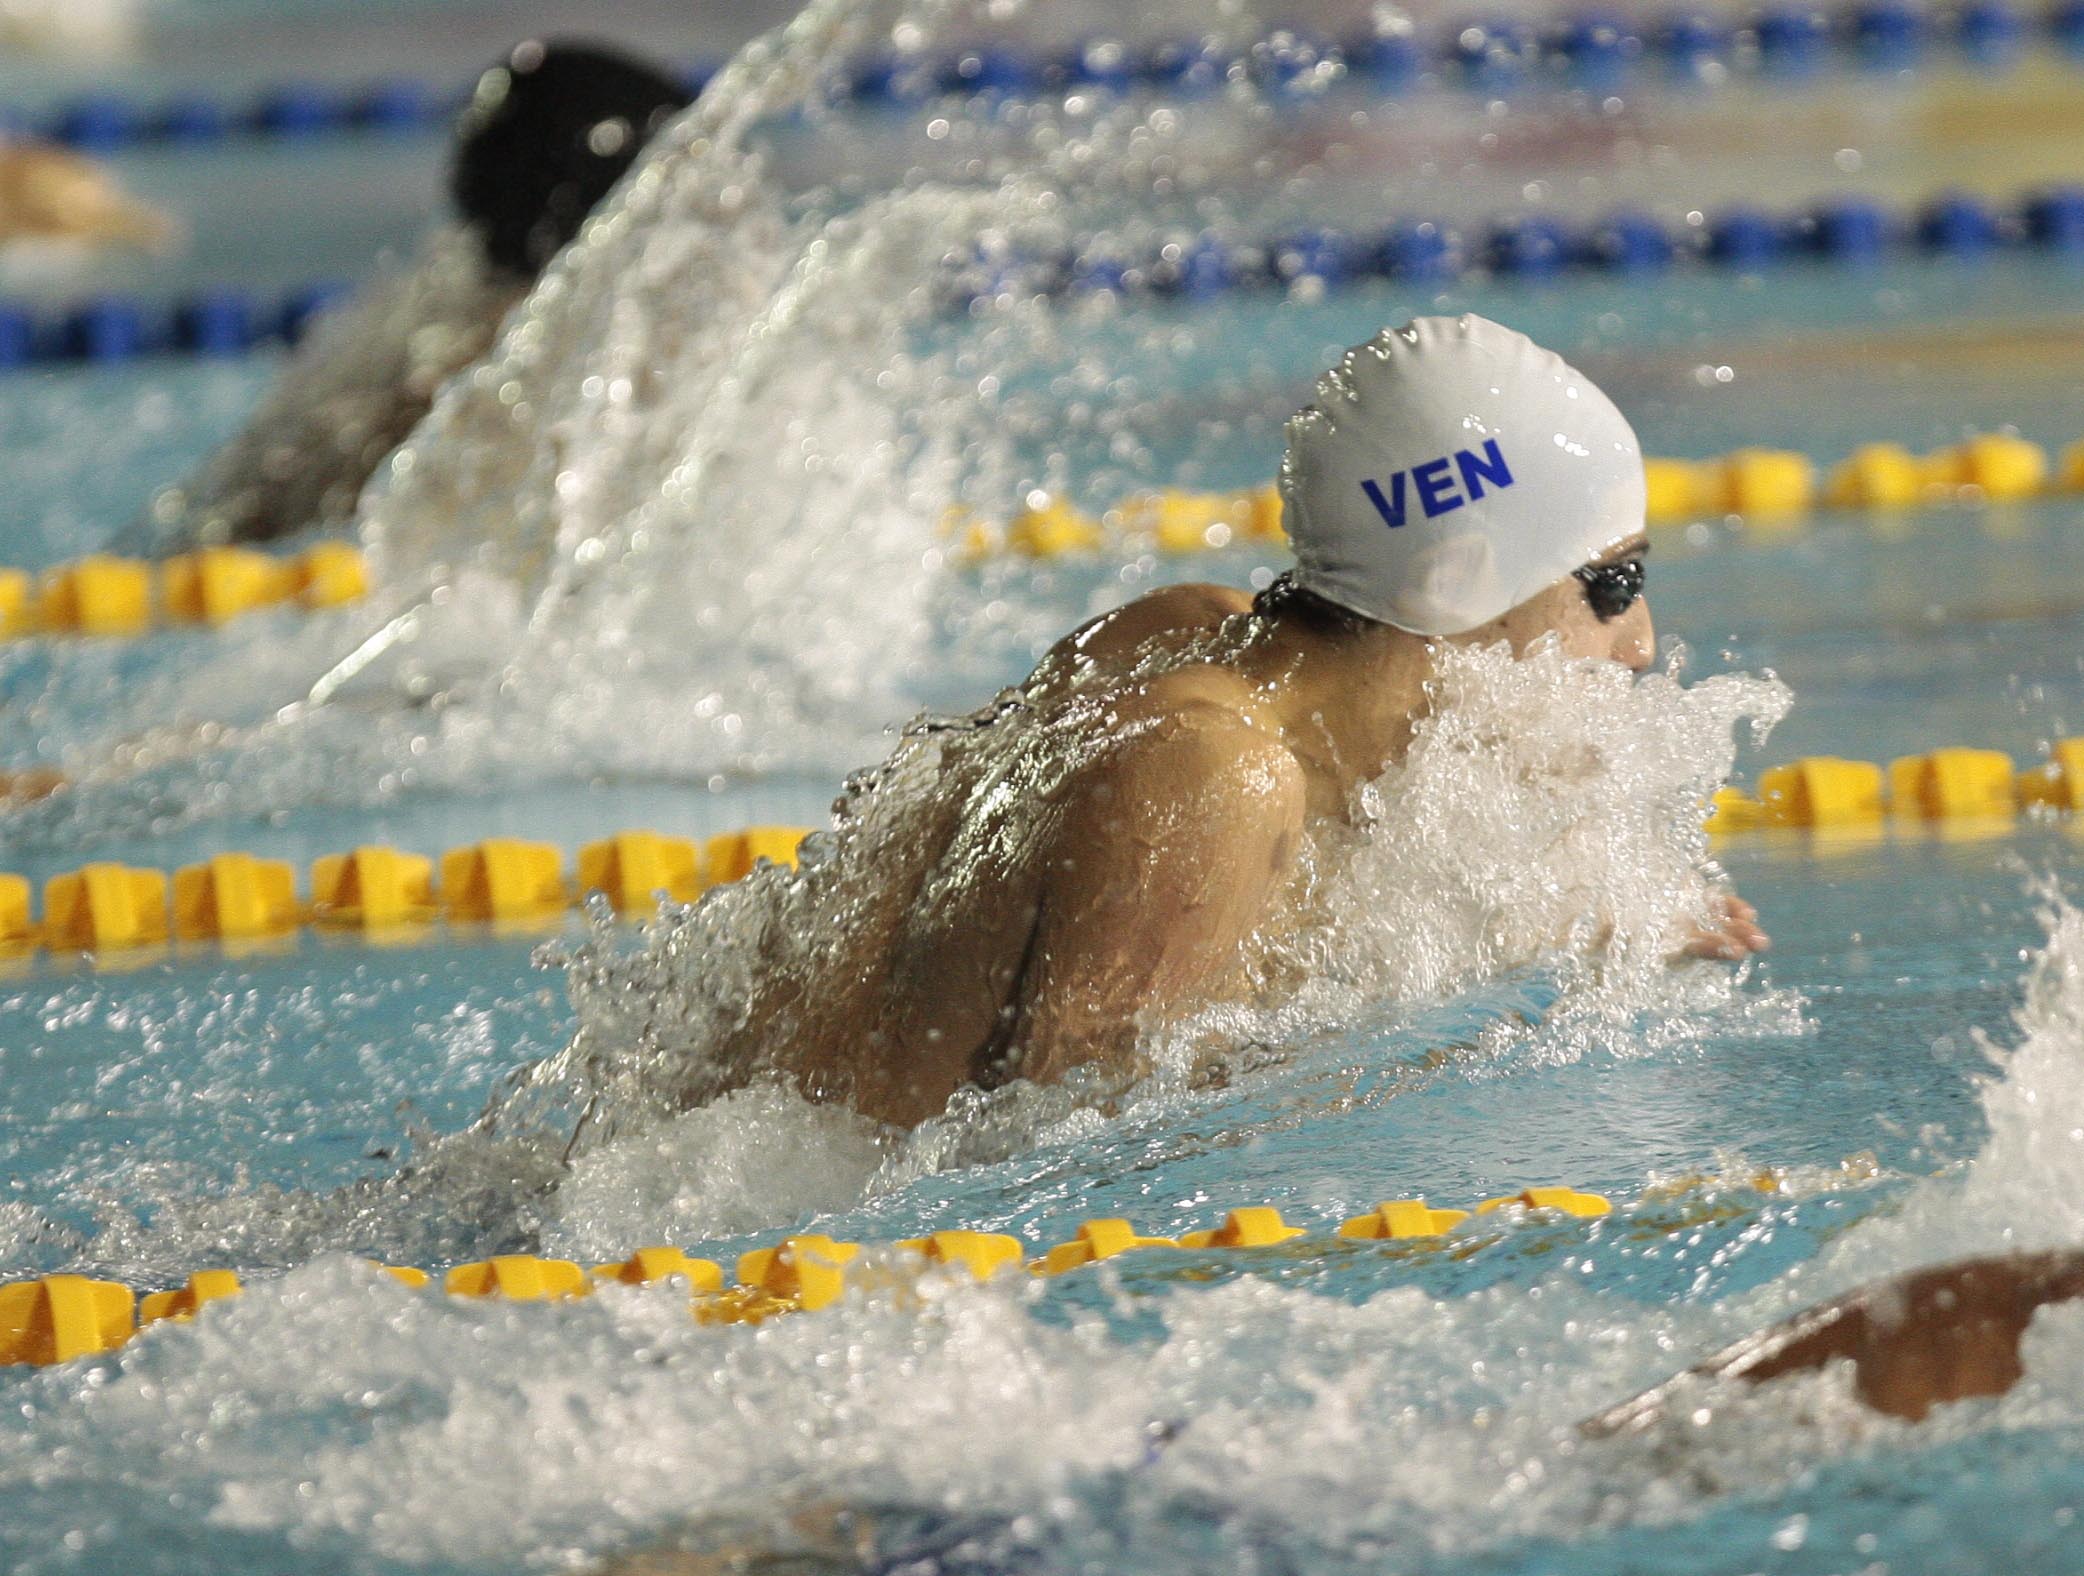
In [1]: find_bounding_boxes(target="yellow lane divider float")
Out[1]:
[6,429,2077,643]
[8,737,2067,958]
[0,826,811,957]
[0,542,367,639]
[960,432,2084,561]
[4,737,2077,960]
[3,739,2079,960]
[1645,432,2081,526]
[1711,740,2084,832]
[0,1187,1611,1368]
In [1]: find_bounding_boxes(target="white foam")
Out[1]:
[1158,640,1795,1068]
[0,1251,1916,1572]
[544,1081,889,1252]
[177,1257,1160,1565]
[6,0,1413,847]
[310,2,1016,783]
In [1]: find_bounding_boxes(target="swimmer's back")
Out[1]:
[749,581,1272,1125]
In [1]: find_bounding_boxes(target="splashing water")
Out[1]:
[481,638,1794,1253]
[1808,888,2084,1293]
[31,813,2084,1576]
[132,226,518,557]
[14,1147,2070,1576]
[1217,638,1792,1024]
[35,629,1796,1278]
[293,0,1086,783]
[67,0,1009,822]
[8,7,2084,1571]
[9,0,1547,847]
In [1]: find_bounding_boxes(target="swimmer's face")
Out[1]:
[1459,535,1655,670]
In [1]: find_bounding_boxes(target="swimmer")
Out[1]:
[19,316,1761,1108]
[0,140,170,251]
[130,38,692,552]
[593,1248,2084,1574]
[695,315,1767,1130]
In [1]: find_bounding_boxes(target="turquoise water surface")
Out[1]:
[8,18,2084,1576]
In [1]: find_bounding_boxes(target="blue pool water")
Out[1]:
[10,6,2084,1573]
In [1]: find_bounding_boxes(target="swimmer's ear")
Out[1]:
[451,38,693,282]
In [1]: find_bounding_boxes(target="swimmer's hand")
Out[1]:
[1678,891,1769,961]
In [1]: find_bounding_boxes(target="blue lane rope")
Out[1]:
[0,281,351,368]
[14,3,2084,154]
[2,182,2080,371]
[4,180,2082,370]
[855,0,2084,100]
[948,184,2084,309]
[12,80,470,152]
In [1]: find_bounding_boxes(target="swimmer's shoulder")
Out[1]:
[1132,581,1255,624]
[1074,582,1251,658]
[1044,582,1283,742]
[1026,583,1251,702]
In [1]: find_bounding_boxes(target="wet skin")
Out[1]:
[738,537,1767,1129]
[1586,1248,2084,1429]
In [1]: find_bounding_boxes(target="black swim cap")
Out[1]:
[450,38,692,280]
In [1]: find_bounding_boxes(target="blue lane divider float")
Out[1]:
[7,63,728,154]
[840,3,2084,101]
[951,184,2084,310]
[14,3,2084,154]
[5,184,2083,370]
[14,80,467,153]
[0,281,352,369]
[919,1,1970,88]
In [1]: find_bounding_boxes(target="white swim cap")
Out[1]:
[1280,314,1646,636]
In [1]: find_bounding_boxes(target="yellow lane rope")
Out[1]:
[1,735,2077,965]
[1712,741,2084,832]
[6,429,2081,646]
[0,826,811,957]
[1,740,2079,962]
[0,1187,1617,1367]
[956,430,2084,561]
[0,542,367,638]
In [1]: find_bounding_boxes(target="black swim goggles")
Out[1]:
[1573,553,1646,621]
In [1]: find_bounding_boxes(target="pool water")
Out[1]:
[8,2,2084,1572]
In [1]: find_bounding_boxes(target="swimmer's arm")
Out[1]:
[1583,1249,2084,1432]
[1000,719,1306,1086]
[1,146,173,250]
[1050,584,1250,662]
